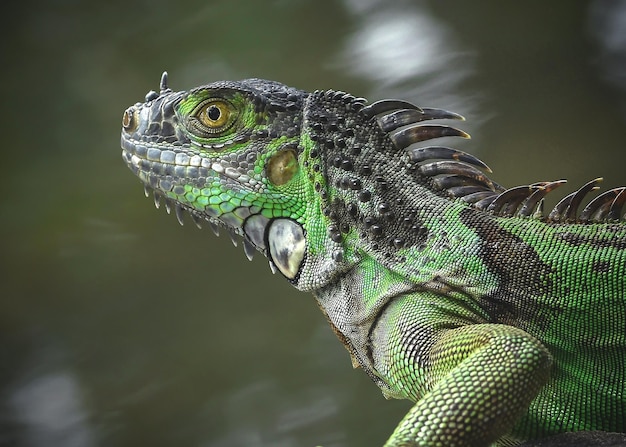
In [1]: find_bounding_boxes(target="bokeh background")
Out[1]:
[2,1,626,446]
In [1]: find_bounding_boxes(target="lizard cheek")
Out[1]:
[268,218,305,279]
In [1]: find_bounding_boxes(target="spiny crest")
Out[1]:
[316,89,368,107]
[364,99,626,223]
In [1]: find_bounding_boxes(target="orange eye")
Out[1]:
[197,100,233,129]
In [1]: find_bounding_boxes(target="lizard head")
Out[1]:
[121,72,317,283]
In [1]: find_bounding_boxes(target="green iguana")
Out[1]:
[120,72,625,446]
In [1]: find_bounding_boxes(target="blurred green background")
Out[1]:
[1,1,625,446]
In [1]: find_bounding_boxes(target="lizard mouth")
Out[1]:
[120,135,264,259]
[121,125,306,280]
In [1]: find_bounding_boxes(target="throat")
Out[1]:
[313,255,416,387]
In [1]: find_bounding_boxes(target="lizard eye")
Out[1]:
[195,99,237,133]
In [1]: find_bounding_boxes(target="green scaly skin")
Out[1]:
[120,73,625,446]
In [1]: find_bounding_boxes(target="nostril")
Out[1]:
[122,108,137,132]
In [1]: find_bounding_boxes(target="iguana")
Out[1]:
[120,72,625,446]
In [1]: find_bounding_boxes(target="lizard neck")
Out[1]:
[312,254,417,390]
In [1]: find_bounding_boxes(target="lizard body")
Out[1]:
[120,73,625,446]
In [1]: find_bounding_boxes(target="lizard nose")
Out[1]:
[122,107,138,132]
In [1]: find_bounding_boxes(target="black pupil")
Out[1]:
[207,105,221,121]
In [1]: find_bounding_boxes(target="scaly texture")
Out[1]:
[120,73,625,446]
